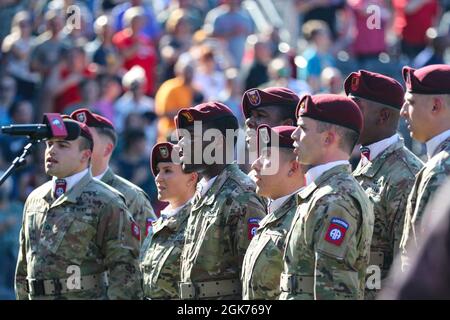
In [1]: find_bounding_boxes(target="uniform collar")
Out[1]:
[197,176,218,198]
[160,197,194,220]
[354,138,406,177]
[305,160,350,186]
[52,168,89,197]
[94,166,110,181]
[361,134,399,165]
[426,129,450,159]
[299,164,351,200]
[50,170,93,208]
[268,187,304,214]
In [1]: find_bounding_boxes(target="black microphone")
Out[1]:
[0,114,80,140]
[0,124,53,139]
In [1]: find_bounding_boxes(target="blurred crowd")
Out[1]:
[1,0,450,299]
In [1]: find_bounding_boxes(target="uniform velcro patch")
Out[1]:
[247,218,261,240]
[324,217,349,246]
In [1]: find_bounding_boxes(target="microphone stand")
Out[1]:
[0,138,41,187]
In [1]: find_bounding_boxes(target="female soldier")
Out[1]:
[141,142,198,299]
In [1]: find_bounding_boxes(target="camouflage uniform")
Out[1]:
[400,137,450,269]
[280,164,374,300]
[100,168,157,240]
[242,194,297,300]
[353,139,423,299]
[15,172,143,300]
[179,164,266,299]
[141,202,191,299]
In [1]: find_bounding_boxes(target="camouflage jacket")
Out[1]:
[100,168,157,240]
[15,172,142,300]
[242,194,297,300]
[353,139,423,297]
[280,164,374,300]
[141,202,191,299]
[180,164,267,299]
[400,136,450,269]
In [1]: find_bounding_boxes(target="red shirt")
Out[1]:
[348,0,387,56]
[113,29,157,95]
[53,66,95,113]
[393,0,440,46]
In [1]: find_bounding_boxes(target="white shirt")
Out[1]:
[160,197,194,219]
[305,160,350,186]
[426,129,450,159]
[93,167,109,181]
[52,168,89,196]
[361,134,400,165]
[197,176,218,198]
[268,187,304,215]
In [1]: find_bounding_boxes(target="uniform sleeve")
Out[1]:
[97,201,143,300]
[226,193,266,271]
[412,171,449,238]
[132,191,157,241]
[386,179,413,258]
[312,200,364,300]
[15,204,28,300]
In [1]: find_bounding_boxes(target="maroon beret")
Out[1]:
[296,94,363,133]
[151,142,177,176]
[403,64,450,95]
[175,101,236,130]
[344,70,405,109]
[59,117,94,147]
[70,108,115,130]
[257,125,296,156]
[242,87,300,119]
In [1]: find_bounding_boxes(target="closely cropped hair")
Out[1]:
[95,126,118,147]
[79,136,94,152]
[316,121,359,154]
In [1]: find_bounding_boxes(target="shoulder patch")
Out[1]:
[324,217,349,246]
[248,217,261,240]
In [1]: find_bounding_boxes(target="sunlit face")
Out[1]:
[291,116,325,165]
[251,146,292,198]
[155,162,194,202]
[45,138,90,178]
[400,92,432,142]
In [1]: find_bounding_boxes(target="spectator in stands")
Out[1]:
[111,0,161,42]
[113,6,158,95]
[155,58,201,141]
[243,37,272,91]
[392,0,441,60]
[114,66,155,133]
[218,68,244,126]
[204,0,254,67]
[93,75,122,122]
[0,76,16,126]
[299,19,335,93]
[263,57,311,95]
[320,66,343,94]
[30,9,64,118]
[192,45,226,101]
[86,15,122,77]
[1,11,39,101]
[159,9,193,82]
